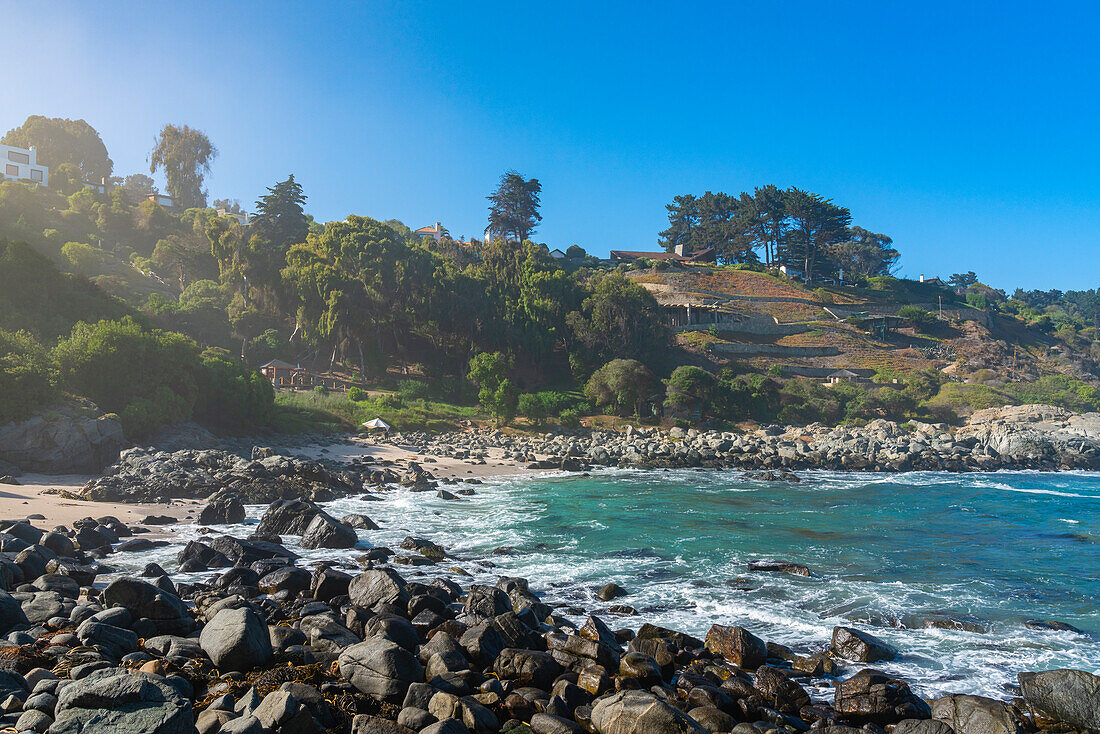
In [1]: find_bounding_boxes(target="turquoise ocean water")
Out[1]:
[130,469,1100,699]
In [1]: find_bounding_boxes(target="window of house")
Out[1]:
[5,164,18,177]
[30,169,43,181]
[7,151,29,164]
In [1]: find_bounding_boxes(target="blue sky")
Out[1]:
[4,1,1098,290]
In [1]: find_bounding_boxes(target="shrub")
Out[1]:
[898,305,938,332]
[375,393,401,408]
[518,393,549,426]
[468,351,516,425]
[348,386,368,402]
[558,408,581,428]
[0,329,58,424]
[965,292,988,310]
[1007,375,1100,413]
[398,379,431,400]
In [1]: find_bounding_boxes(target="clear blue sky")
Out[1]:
[4,1,1098,291]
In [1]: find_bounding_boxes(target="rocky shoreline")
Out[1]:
[378,405,1100,474]
[0,480,1097,734]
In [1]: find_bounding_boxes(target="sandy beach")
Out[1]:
[0,436,538,528]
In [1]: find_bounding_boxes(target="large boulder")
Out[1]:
[338,636,424,703]
[1018,669,1100,730]
[831,626,896,662]
[494,648,563,689]
[257,498,322,536]
[590,689,708,734]
[197,496,246,525]
[49,670,193,734]
[349,568,410,609]
[0,406,123,474]
[0,589,29,634]
[931,695,1024,734]
[300,513,358,549]
[102,577,193,634]
[199,607,273,672]
[704,624,767,669]
[834,669,931,724]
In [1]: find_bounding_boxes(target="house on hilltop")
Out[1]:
[609,245,715,264]
[1,144,48,186]
[415,222,447,242]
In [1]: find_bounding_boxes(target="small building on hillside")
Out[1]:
[217,208,249,226]
[778,264,803,279]
[549,248,566,259]
[146,192,175,209]
[416,222,446,242]
[826,369,859,384]
[1,144,48,186]
[259,360,299,385]
[83,177,110,194]
[919,274,944,286]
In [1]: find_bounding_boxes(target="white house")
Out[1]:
[0,144,48,186]
[146,192,175,209]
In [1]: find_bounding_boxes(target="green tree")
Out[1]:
[567,271,671,372]
[251,174,309,252]
[468,351,517,425]
[827,226,898,280]
[149,124,216,209]
[583,358,658,416]
[747,185,789,267]
[664,365,719,418]
[487,171,542,243]
[949,271,979,289]
[0,329,58,424]
[120,173,156,203]
[783,188,851,283]
[2,116,113,181]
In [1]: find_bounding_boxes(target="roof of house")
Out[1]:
[829,369,859,378]
[610,250,683,261]
[259,359,297,370]
[415,226,438,233]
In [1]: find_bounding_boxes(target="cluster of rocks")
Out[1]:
[78,447,366,504]
[0,507,1097,734]
[383,405,1100,473]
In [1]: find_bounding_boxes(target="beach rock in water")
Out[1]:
[199,607,273,672]
[834,669,930,724]
[299,513,358,549]
[339,636,424,703]
[931,695,1025,734]
[590,689,707,734]
[197,496,245,525]
[257,498,322,536]
[831,626,896,662]
[50,670,193,734]
[748,559,811,576]
[597,583,627,601]
[704,624,766,669]
[1018,668,1100,730]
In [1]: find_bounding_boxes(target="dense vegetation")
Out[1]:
[1,114,1098,440]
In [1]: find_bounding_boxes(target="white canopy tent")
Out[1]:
[361,418,391,431]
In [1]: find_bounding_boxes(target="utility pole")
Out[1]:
[938,295,943,320]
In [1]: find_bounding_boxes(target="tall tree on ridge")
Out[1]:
[784,187,851,283]
[487,171,542,243]
[748,185,789,268]
[658,194,699,253]
[149,124,216,209]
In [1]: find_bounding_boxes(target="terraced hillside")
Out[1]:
[628,266,1071,381]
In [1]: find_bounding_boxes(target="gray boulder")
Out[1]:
[197,496,245,525]
[1018,669,1100,730]
[931,695,1024,734]
[199,607,273,672]
[339,636,424,703]
[349,568,410,609]
[590,689,708,734]
[49,670,192,734]
[0,589,28,634]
